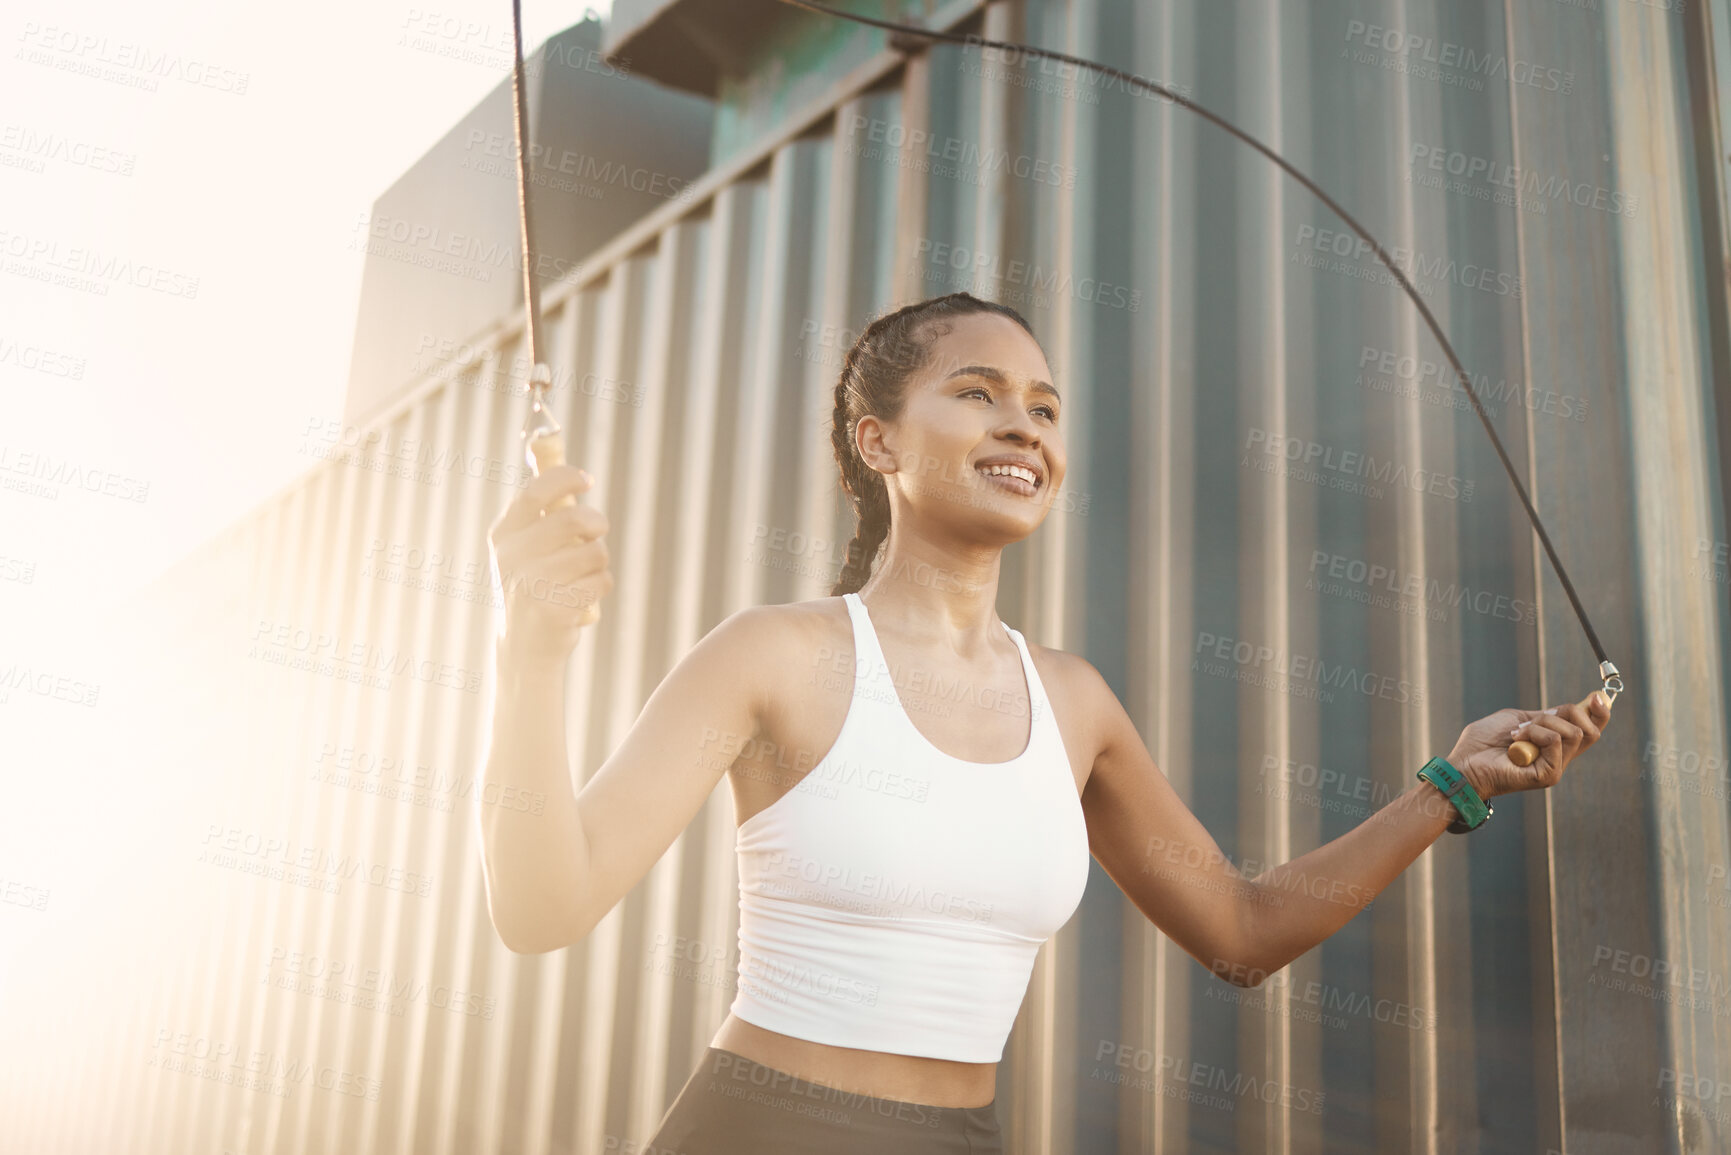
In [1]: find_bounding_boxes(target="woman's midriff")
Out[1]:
[710,1013,997,1109]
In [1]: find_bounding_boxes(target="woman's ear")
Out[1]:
[856,414,898,476]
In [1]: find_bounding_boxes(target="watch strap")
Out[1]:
[1416,756,1493,834]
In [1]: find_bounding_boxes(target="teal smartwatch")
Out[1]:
[1416,756,1492,834]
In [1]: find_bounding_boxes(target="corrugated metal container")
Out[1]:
[21,0,1731,1151]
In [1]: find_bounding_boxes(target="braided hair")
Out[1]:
[829,292,1041,596]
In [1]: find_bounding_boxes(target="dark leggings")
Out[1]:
[641,1047,1004,1154]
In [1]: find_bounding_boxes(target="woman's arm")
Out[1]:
[476,633,586,955]
[1237,696,1608,981]
[477,605,775,954]
[1224,772,1482,984]
[1076,654,1609,985]
[476,462,777,954]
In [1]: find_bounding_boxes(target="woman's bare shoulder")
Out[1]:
[759,595,851,624]
[740,596,848,629]
[1022,638,1112,715]
[707,599,848,723]
[726,596,852,664]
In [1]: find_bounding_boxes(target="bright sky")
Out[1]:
[0,0,610,653]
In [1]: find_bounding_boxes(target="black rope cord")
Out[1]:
[773,0,1620,699]
[510,0,563,475]
[503,0,1620,701]
[509,0,546,371]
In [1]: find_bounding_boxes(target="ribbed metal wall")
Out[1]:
[18,0,1731,1152]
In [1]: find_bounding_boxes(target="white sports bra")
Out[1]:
[729,592,1091,1063]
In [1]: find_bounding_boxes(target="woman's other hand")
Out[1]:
[486,464,612,664]
[1447,692,1613,800]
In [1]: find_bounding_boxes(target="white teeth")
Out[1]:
[979,463,1038,486]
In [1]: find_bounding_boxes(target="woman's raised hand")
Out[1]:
[486,463,612,663]
[1446,692,1612,801]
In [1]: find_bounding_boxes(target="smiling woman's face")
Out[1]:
[857,310,1067,545]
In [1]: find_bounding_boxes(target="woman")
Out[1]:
[477,292,1611,1153]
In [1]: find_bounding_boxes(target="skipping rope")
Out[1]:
[505,0,1624,750]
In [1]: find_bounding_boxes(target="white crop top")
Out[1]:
[729,592,1091,1063]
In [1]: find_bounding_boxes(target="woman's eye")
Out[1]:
[964,388,1057,421]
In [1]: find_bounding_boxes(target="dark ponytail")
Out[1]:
[829,292,1039,596]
